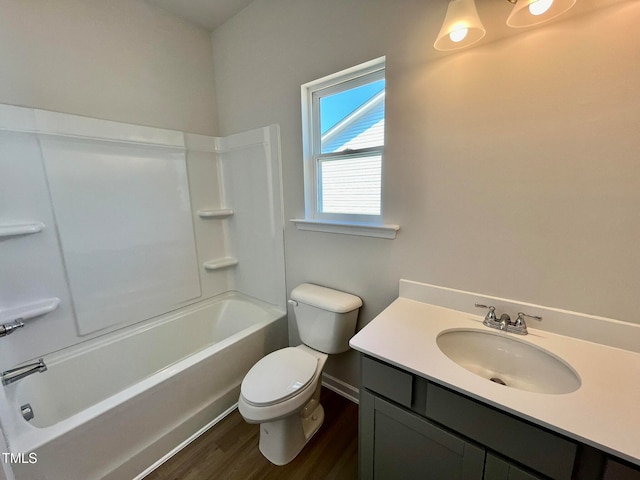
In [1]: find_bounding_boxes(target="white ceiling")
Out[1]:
[146,0,256,30]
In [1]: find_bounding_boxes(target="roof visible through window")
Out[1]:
[319,79,385,134]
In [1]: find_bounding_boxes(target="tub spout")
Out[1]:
[2,358,47,386]
[0,320,24,337]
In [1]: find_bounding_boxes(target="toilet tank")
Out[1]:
[290,283,362,354]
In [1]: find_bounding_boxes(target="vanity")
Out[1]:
[349,280,640,480]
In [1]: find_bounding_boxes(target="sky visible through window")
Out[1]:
[320,79,385,135]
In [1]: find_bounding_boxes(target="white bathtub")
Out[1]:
[0,292,286,480]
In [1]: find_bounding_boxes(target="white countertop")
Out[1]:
[350,296,640,466]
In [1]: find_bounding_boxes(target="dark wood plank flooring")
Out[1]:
[146,388,358,480]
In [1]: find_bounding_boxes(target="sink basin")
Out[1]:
[436,329,581,394]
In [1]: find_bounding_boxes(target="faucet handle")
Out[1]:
[475,303,496,320]
[515,312,542,325]
[512,312,542,335]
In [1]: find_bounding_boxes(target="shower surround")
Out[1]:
[0,104,287,480]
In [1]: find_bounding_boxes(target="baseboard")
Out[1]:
[321,373,359,404]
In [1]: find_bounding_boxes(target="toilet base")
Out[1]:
[259,402,325,466]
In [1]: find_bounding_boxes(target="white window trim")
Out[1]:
[291,56,399,240]
[290,218,399,239]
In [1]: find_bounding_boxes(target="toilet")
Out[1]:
[238,283,362,465]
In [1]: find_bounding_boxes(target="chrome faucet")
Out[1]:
[513,311,543,335]
[475,304,542,335]
[1,358,47,386]
[498,312,512,331]
[0,320,24,337]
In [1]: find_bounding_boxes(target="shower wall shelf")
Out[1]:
[0,297,61,324]
[203,257,238,271]
[0,222,45,238]
[197,208,234,219]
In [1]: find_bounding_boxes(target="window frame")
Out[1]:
[301,57,387,225]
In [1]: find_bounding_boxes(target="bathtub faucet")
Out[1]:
[1,358,47,386]
[0,320,24,337]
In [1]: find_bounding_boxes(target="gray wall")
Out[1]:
[212,0,640,387]
[0,0,218,135]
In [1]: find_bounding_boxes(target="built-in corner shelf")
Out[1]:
[0,222,45,239]
[197,208,234,219]
[0,297,60,324]
[203,257,238,271]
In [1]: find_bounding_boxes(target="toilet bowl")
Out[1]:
[238,283,361,465]
[238,345,328,465]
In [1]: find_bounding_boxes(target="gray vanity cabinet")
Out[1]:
[358,355,615,480]
[360,389,485,479]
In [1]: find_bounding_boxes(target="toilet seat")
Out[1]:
[241,347,318,407]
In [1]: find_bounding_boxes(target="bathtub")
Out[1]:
[0,292,287,480]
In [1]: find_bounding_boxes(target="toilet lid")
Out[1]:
[241,347,318,406]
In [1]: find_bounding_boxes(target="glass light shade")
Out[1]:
[434,0,486,51]
[506,0,577,28]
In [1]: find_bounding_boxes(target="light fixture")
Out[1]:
[507,0,577,28]
[434,0,486,51]
[434,0,578,50]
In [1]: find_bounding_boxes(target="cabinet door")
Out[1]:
[360,390,485,480]
[484,453,544,480]
[603,458,640,480]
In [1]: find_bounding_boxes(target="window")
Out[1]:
[294,57,398,238]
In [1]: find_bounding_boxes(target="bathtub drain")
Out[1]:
[21,403,34,422]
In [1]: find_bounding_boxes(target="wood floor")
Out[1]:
[146,388,359,480]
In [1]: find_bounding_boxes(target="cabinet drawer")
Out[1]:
[361,356,412,408]
[425,384,577,480]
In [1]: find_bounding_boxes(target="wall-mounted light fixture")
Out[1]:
[434,0,486,51]
[434,0,577,51]
[506,0,576,28]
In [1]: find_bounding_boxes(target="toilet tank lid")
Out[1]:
[290,283,362,313]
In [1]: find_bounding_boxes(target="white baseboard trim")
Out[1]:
[322,373,359,404]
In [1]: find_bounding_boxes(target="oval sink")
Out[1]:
[436,329,581,394]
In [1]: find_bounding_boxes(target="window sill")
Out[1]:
[290,219,399,239]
